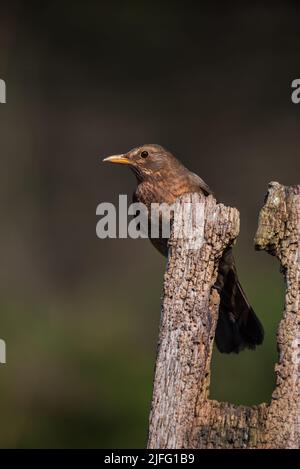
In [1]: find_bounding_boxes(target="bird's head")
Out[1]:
[103,144,180,182]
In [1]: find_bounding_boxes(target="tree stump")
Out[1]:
[147,182,300,449]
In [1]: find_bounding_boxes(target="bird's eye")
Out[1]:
[141,150,149,158]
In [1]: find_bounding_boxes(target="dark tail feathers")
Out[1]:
[214,248,264,354]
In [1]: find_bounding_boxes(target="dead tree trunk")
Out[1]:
[147,182,300,449]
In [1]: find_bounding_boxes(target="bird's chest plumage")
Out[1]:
[134,179,190,209]
[134,179,191,257]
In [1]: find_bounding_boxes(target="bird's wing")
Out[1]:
[188,171,212,196]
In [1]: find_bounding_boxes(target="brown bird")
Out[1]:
[103,144,264,353]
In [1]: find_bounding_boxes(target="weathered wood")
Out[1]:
[147,182,300,449]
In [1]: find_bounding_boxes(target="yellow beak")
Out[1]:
[102,154,131,165]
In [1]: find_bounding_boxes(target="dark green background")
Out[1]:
[0,1,298,448]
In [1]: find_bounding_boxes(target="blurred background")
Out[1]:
[0,1,299,448]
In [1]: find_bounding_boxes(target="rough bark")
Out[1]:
[147,182,300,449]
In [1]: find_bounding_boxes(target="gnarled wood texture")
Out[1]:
[147,182,300,449]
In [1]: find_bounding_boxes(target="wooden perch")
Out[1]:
[147,182,300,449]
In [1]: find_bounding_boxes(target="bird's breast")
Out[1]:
[135,181,180,209]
